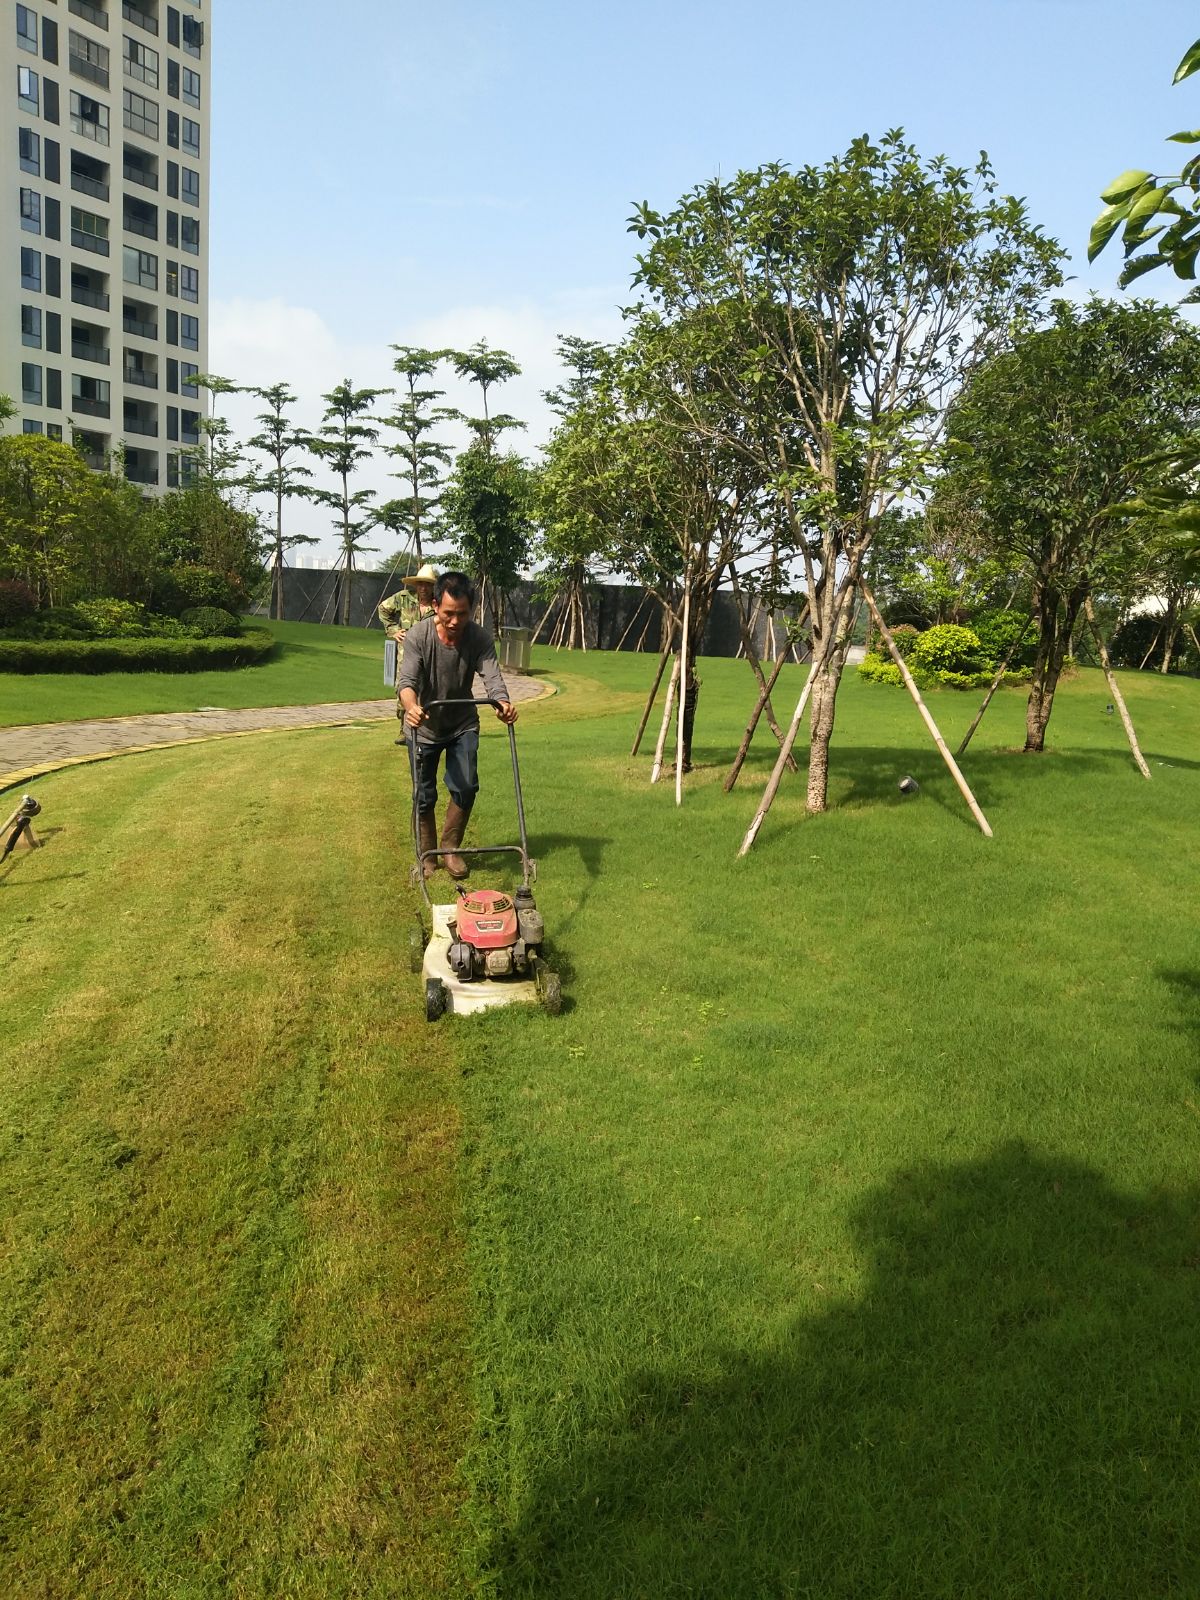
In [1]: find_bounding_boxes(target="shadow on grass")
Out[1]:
[1158,968,1200,1052]
[491,1143,1200,1597]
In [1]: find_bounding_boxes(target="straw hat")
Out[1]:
[402,562,438,590]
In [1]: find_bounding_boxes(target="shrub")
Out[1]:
[887,623,920,659]
[857,651,902,685]
[151,564,246,617]
[971,608,1037,669]
[180,605,241,637]
[910,623,989,677]
[72,597,151,637]
[0,627,277,674]
[0,579,37,628]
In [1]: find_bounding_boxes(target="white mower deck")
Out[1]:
[422,902,540,1015]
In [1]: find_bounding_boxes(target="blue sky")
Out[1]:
[209,0,1200,562]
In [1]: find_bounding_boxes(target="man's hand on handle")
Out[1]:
[496,701,518,725]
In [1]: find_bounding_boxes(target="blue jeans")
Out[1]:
[408,726,480,810]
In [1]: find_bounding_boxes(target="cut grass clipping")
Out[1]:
[2,650,1199,1597]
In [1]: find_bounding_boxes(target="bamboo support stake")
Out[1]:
[676,576,691,806]
[861,584,994,838]
[650,654,680,783]
[1139,630,1162,671]
[1186,621,1200,659]
[736,649,823,856]
[725,649,789,791]
[631,632,675,756]
[1084,597,1151,780]
[956,614,1034,756]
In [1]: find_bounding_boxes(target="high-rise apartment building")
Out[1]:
[1,0,209,489]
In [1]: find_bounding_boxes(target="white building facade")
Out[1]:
[1,0,209,488]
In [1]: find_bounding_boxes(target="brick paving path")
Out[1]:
[0,672,550,791]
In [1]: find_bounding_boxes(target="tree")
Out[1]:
[451,341,525,456]
[0,434,99,606]
[942,298,1200,751]
[1090,38,1200,290]
[305,380,391,625]
[381,346,457,562]
[442,444,535,633]
[242,383,316,621]
[628,133,1065,810]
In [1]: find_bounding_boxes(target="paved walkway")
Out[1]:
[0,672,551,791]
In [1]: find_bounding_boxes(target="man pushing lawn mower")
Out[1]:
[398,570,518,879]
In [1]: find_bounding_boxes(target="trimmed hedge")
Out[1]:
[0,627,277,675]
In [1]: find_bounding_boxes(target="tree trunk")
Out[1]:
[804,588,853,812]
[1023,597,1079,753]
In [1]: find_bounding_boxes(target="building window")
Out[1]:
[19,127,41,174]
[69,29,110,86]
[22,305,43,348]
[22,363,43,405]
[47,423,63,441]
[124,36,158,87]
[123,87,158,137]
[71,205,109,254]
[70,90,110,143]
[181,65,199,106]
[165,356,177,391]
[46,310,61,352]
[16,5,38,51]
[20,188,42,234]
[179,264,197,302]
[21,247,42,291]
[166,108,178,148]
[122,244,157,288]
[180,311,198,349]
[166,403,178,439]
[164,258,178,296]
[165,307,177,344]
[166,57,177,98]
[18,65,40,114]
[181,116,199,156]
[180,360,199,397]
[182,12,202,56]
[165,209,177,246]
[23,419,44,435]
[180,215,199,254]
[181,165,199,206]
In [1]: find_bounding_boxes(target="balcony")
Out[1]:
[122,1,157,34]
[69,54,109,89]
[124,414,158,437]
[71,229,110,256]
[123,212,156,240]
[73,395,110,418]
[71,170,109,201]
[124,458,158,485]
[123,157,158,191]
[124,366,157,388]
[72,341,110,365]
[69,0,108,28]
[71,116,110,146]
[122,312,156,339]
[71,283,110,310]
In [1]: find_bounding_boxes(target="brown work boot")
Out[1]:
[418,808,439,879]
[441,799,473,879]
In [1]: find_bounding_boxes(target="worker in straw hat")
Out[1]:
[378,562,438,645]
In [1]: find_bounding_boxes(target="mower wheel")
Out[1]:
[536,965,562,1016]
[407,921,425,974]
[425,977,447,1022]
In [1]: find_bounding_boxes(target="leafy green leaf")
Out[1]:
[1119,252,1169,285]
[1174,38,1200,83]
[1099,170,1152,204]
[1088,202,1131,262]
[1168,129,1200,143]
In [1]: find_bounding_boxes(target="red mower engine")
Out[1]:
[447,885,545,982]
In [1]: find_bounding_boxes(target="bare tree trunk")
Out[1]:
[676,578,691,805]
[1084,597,1151,780]
[729,571,796,766]
[956,614,1034,756]
[1024,598,1079,752]
[805,587,855,813]
[650,655,681,785]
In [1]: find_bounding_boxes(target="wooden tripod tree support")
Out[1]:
[955,614,1035,757]
[728,571,799,777]
[725,649,789,792]
[1083,597,1151,780]
[630,635,675,757]
[675,573,691,806]
[862,585,993,838]
[737,580,994,857]
[650,653,681,784]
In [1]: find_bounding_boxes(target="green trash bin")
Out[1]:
[498,627,531,672]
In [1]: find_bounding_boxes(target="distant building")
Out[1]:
[0,0,209,487]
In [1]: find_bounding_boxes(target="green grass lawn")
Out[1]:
[0,620,396,727]
[2,652,1198,1596]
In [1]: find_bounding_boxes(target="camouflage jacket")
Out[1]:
[377,589,432,638]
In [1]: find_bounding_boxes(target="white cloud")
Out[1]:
[209,289,626,565]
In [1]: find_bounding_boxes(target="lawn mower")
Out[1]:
[405,698,561,1020]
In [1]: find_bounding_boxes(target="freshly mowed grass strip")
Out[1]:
[447,657,1200,1596]
[0,620,395,728]
[0,731,471,1597]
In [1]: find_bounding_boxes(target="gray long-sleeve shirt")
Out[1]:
[397,615,510,743]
